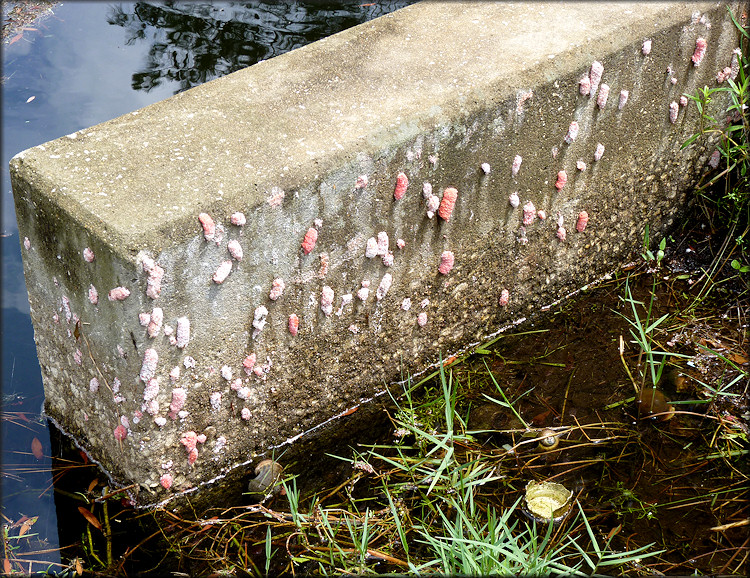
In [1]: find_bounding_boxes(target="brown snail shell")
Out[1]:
[247,459,284,495]
[637,388,675,421]
[537,429,559,450]
[660,367,691,393]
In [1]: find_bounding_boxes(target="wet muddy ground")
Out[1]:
[446,271,748,574]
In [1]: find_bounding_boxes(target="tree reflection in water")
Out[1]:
[107,1,417,94]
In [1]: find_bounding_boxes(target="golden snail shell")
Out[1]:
[537,429,559,450]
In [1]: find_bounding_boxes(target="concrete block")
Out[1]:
[10,1,746,510]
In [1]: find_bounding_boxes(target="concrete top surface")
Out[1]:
[12,1,714,256]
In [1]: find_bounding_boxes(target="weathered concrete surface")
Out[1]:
[10,1,746,510]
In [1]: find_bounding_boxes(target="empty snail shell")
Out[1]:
[537,429,559,450]
[524,480,572,523]
[637,388,675,421]
[247,459,284,496]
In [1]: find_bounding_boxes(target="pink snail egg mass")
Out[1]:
[160,473,173,490]
[438,251,455,275]
[213,260,232,284]
[555,171,568,191]
[438,187,457,221]
[114,425,128,441]
[393,172,408,200]
[301,227,318,255]
[288,313,299,336]
[108,287,130,301]
[576,211,589,233]
[198,213,215,241]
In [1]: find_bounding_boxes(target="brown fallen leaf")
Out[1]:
[75,558,83,575]
[77,506,102,531]
[87,478,99,494]
[607,523,622,541]
[12,412,30,423]
[31,437,43,460]
[531,408,553,426]
[11,515,28,529]
[3,557,11,575]
[726,352,748,365]
[18,516,37,537]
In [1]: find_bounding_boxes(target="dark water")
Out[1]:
[0,2,416,571]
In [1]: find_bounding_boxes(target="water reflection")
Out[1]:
[107,1,416,94]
